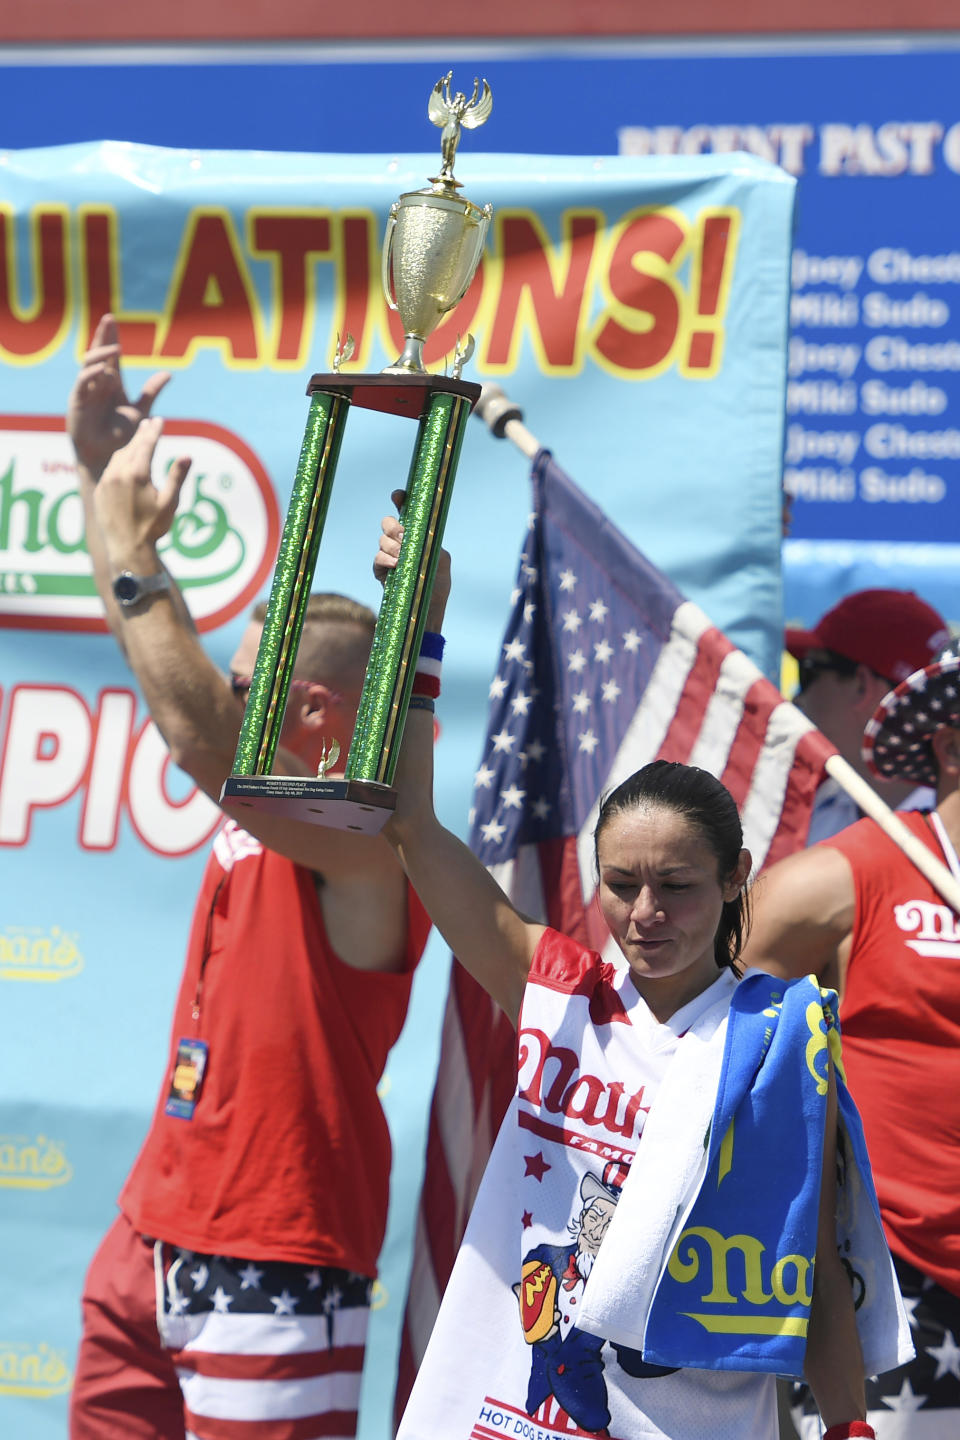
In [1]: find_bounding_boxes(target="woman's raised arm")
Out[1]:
[378,509,543,1025]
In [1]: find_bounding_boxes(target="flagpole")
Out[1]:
[473,384,541,458]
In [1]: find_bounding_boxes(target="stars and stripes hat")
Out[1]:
[863,642,960,786]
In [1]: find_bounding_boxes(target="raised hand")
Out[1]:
[68,314,172,477]
[374,487,451,622]
[94,416,192,562]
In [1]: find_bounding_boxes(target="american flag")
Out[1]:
[393,449,835,1422]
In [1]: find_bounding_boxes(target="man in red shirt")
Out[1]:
[786,588,948,844]
[744,642,960,1438]
[67,316,437,1440]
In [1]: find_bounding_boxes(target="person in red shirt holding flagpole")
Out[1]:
[746,640,960,1437]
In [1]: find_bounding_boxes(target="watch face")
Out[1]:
[114,574,139,603]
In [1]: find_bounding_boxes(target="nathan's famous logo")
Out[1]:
[894,898,960,958]
[0,927,82,981]
[667,1225,814,1338]
[517,1026,650,1142]
[0,1134,73,1190]
[0,417,279,633]
[0,1342,72,1398]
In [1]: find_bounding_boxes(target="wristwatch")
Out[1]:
[112,570,171,609]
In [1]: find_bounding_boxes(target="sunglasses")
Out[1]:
[797,653,891,692]
[230,676,330,703]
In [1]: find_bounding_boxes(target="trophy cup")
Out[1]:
[220,74,493,833]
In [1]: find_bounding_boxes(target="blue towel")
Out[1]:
[639,971,903,1375]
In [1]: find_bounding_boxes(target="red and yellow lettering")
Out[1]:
[483,210,600,373]
[160,210,261,364]
[250,211,332,367]
[335,212,376,370]
[590,207,687,377]
[0,206,70,363]
[681,208,741,377]
[79,207,159,358]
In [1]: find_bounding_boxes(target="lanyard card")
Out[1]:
[165,1038,209,1120]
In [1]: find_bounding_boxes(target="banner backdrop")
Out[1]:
[3,39,958,631]
[0,144,793,1436]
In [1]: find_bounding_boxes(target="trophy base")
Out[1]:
[220,776,396,834]
[307,371,480,420]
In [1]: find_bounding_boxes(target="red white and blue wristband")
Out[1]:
[823,1423,876,1440]
[413,631,444,699]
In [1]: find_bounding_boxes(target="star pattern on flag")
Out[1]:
[927,1328,960,1382]
[159,1250,373,1318]
[271,1289,299,1315]
[881,1377,926,1412]
[468,526,664,870]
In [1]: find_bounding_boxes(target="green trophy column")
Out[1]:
[346,388,471,786]
[232,388,350,777]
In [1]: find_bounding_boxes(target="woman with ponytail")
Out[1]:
[377,522,909,1440]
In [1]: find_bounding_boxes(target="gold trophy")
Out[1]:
[383,73,493,374]
[221,75,494,832]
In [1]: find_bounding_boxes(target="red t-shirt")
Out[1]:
[822,809,960,1295]
[120,822,430,1274]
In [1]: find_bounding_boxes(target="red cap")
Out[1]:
[785,588,949,685]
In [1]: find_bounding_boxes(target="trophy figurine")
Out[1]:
[383,73,493,374]
[220,76,493,833]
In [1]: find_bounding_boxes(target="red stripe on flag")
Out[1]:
[719,678,781,808]
[172,1345,364,1381]
[184,1407,358,1440]
[539,834,592,943]
[416,1104,461,1290]
[656,627,734,763]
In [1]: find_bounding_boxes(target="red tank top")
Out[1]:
[120,822,430,1274]
[823,809,960,1295]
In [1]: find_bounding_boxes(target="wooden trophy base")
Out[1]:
[220,776,396,834]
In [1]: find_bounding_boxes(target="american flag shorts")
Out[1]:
[793,1254,960,1439]
[154,1244,373,1440]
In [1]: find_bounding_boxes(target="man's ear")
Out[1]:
[854,664,890,716]
[931,726,960,778]
[295,682,333,729]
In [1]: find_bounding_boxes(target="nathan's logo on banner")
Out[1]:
[0,927,83,981]
[0,1135,73,1190]
[0,416,280,633]
[0,1342,72,1398]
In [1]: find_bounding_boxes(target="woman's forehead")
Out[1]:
[596,805,712,866]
